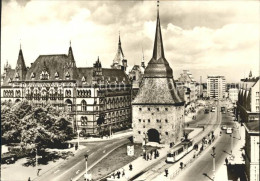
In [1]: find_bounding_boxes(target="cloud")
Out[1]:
[1,0,259,83]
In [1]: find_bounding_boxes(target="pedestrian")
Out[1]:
[117,171,120,179]
[28,177,31,181]
[147,153,149,160]
[129,163,132,171]
[225,158,228,165]
[180,162,184,169]
[112,172,115,179]
[157,150,160,157]
[150,152,152,160]
[165,169,169,177]
[122,168,125,177]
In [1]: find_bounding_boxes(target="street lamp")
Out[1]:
[84,154,88,174]
[211,146,216,181]
[230,133,233,156]
[77,130,80,149]
[84,154,91,181]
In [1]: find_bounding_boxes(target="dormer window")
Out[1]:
[40,71,49,80]
[65,72,70,79]
[8,78,12,83]
[82,76,86,82]
[55,72,59,79]
[31,72,35,79]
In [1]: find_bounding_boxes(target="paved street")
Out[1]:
[34,134,131,181]
[174,106,242,181]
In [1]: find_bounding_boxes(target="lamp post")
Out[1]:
[211,146,216,181]
[84,154,91,180]
[77,130,80,149]
[230,133,233,157]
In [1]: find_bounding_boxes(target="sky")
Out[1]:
[1,0,259,83]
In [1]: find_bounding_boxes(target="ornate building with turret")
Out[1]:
[132,3,185,145]
[1,38,132,136]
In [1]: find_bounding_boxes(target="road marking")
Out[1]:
[53,170,60,174]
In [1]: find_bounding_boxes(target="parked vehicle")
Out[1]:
[1,153,17,164]
[211,107,216,112]
[221,125,227,130]
[226,127,233,134]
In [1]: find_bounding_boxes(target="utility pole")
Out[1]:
[211,146,216,180]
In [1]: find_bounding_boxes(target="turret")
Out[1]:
[14,44,27,80]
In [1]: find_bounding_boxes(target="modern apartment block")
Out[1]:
[207,75,226,99]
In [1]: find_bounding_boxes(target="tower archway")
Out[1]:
[147,129,160,143]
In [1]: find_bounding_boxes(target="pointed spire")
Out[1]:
[16,44,26,70]
[141,47,145,69]
[152,0,165,61]
[68,40,74,61]
[143,0,173,78]
[112,32,125,67]
[249,70,252,78]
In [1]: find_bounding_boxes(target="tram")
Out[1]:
[166,139,193,163]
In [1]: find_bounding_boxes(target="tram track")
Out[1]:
[132,102,222,180]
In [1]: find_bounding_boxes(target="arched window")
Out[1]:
[81,100,87,111]
[111,99,115,109]
[81,116,88,126]
[65,99,72,112]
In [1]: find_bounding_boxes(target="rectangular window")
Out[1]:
[138,131,141,134]
[157,108,159,111]
[139,119,141,123]
[148,108,151,111]
[165,132,168,135]
[256,106,259,112]
[165,108,168,111]
[165,119,168,123]
[256,99,259,104]
[156,119,160,123]
[139,108,142,111]
[148,119,150,123]
[143,120,145,122]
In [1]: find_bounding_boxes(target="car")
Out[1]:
[221,125,227,130]
[226,127,233,134]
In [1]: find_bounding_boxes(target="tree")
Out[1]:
[1,100,73,149]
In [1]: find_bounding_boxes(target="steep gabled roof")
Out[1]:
[25,54,70,80]
[132,2,184,105]
[132,78,183,104]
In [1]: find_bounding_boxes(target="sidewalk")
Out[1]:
[103,146,170,181]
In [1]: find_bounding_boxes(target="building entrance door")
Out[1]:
[147,129,160,143]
